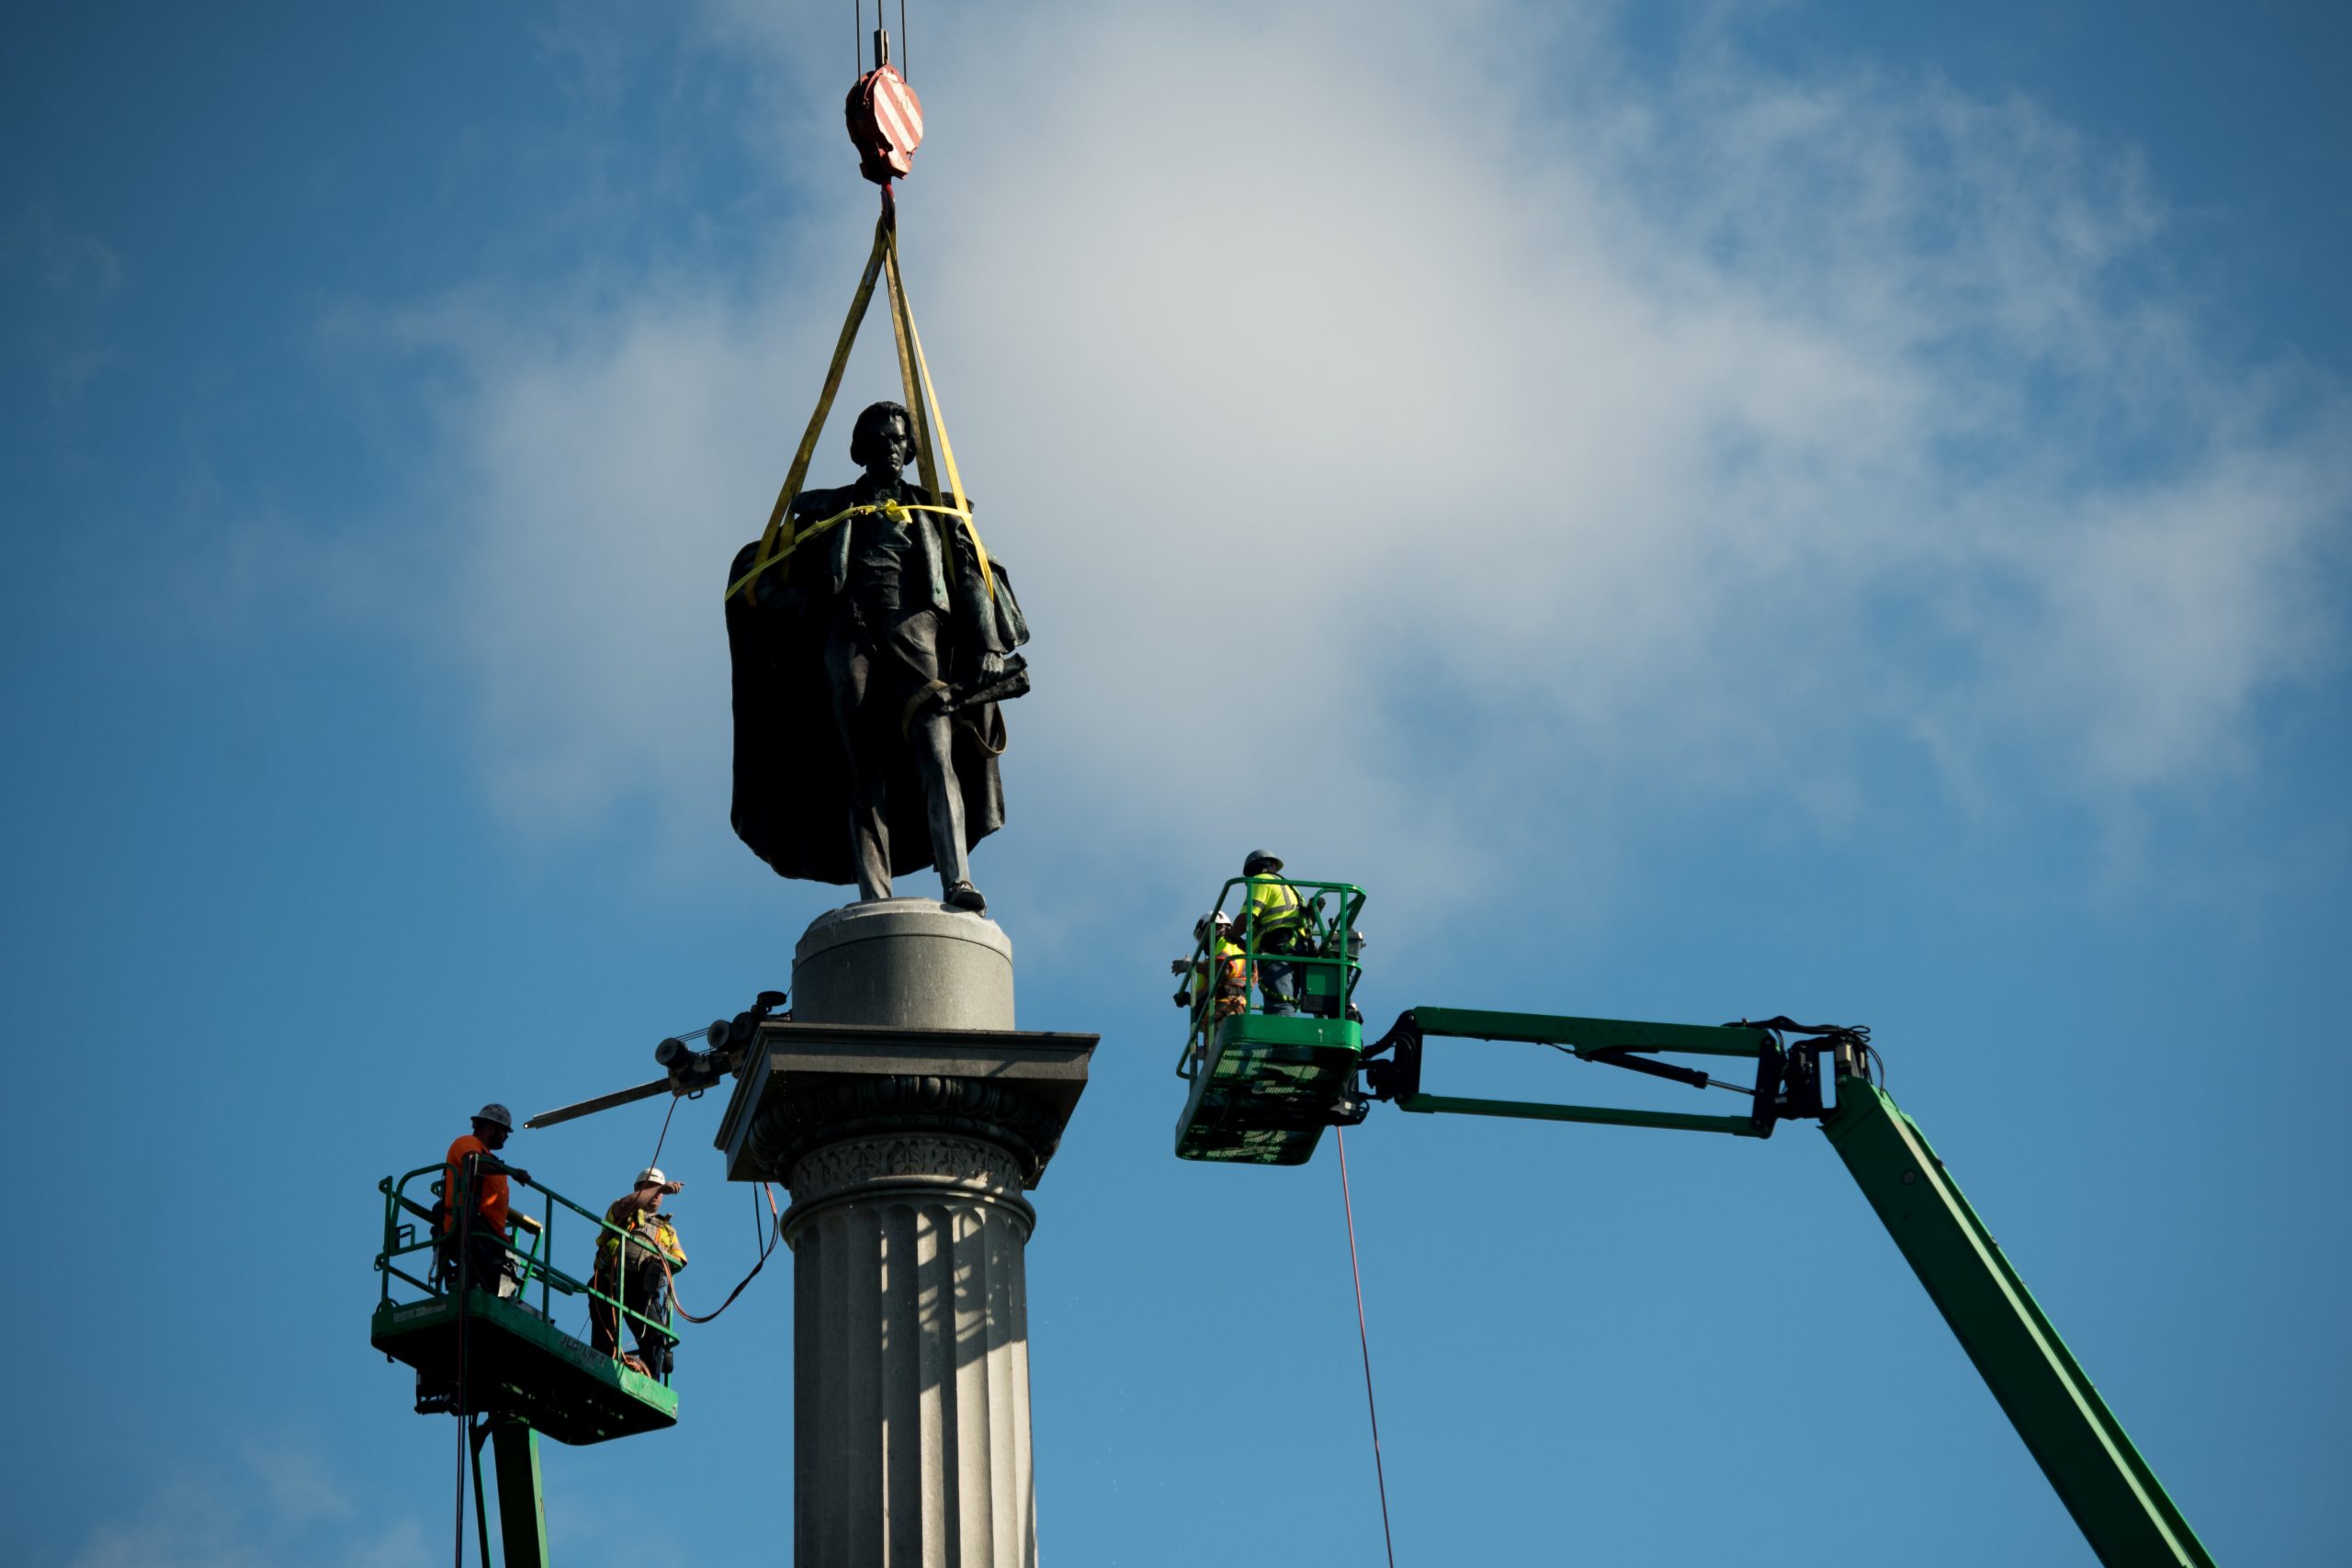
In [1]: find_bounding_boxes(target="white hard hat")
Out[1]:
[637,1167,666,1188]
[474,1103,514,1131]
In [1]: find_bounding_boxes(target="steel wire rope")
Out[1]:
[1336,1128,1399,1568]
[451,1315,467,1567]
[449,1156,475,1568]
[648,1092,679,1172]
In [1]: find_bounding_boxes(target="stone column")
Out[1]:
[714,900,1095,1568]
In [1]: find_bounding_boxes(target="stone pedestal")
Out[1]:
[794,900,1016,1032]
[716,899,1095,1568]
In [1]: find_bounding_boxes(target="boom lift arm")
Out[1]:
[1359,1009,2216,1568]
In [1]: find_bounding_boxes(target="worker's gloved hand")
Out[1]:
[664,1180,684,1194]
[978,650,1006,680]
[508,1168,533,1188]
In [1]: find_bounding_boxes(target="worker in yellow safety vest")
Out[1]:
[592,1167,687,1378]
[1172,909,1249,1033]
[1231,849,1306,1015]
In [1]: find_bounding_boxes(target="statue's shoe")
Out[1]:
[944,879,989,914]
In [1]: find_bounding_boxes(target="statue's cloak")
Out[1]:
[725,480,1025,886]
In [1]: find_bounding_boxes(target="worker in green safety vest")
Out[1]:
[1231,849,1306,1015]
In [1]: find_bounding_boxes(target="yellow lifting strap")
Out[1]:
[724,497,970,602]
[729,209,993,605]
[882,222,991,596]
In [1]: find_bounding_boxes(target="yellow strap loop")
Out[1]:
[725,499,976,603]
[731,218,890,605]
[732,205,996,606]
[884,224,993,599]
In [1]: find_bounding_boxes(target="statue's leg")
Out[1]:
[824,630,892,902]
[914,708,970,888]
[892,613,978,906]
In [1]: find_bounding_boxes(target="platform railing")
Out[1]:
[375,1160,680,1382]
[1174,876,1365,1079]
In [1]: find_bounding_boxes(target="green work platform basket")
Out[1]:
[374,1163,681,1446]
[1171,874,1367,1164]
[1176,1011,1364,1165]
[370,1290,677,1446]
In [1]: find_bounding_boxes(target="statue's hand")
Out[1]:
[977,650,1006,681]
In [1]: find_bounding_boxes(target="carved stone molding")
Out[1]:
[786,1133,1025,1206]
[747,1071,1071,1185]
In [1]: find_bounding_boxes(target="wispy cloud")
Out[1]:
[62,1443,428,1568]
[4,204,124,409]
[375,0,2348,908]
[5,205,123,296]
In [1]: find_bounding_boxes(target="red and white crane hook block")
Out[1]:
[845,28,923,186]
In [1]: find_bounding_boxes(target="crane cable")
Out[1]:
[853,0,913,74]
[449,1157,481,1568]
[450,1226,469,1568]
[644,1084,778,1325]
[647,1093,679,1171]
[594,1105,781,1357]
[1336,1128,1399,1568]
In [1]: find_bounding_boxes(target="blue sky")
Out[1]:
[6,2,2348,1564]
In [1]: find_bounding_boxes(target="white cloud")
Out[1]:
[5,205,125,408]
[6,204,123,295]
[63,1445,430,1568]
[404,0,2350,907]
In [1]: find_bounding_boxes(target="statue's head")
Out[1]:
[850,400,917,477]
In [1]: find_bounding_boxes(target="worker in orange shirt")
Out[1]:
[442,1102,530,1296]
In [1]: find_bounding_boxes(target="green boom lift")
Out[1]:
[1172,877,2216,1568]
[1174,875,1370,1165]
[372,1156,683,1566]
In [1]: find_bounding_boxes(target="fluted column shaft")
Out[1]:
[785,1134,1036,1567]
[716,902,1088,1568]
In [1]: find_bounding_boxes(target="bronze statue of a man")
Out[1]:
[726,401,1028,913]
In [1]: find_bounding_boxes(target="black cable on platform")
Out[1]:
[664,1183,783,1325]
[1336,1128,1398,1568]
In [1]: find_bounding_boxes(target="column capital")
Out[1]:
[716,1021,1098,1190]
[780,1132,1035,1241]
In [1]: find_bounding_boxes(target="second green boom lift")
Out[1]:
[1171,873,2215,1568]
